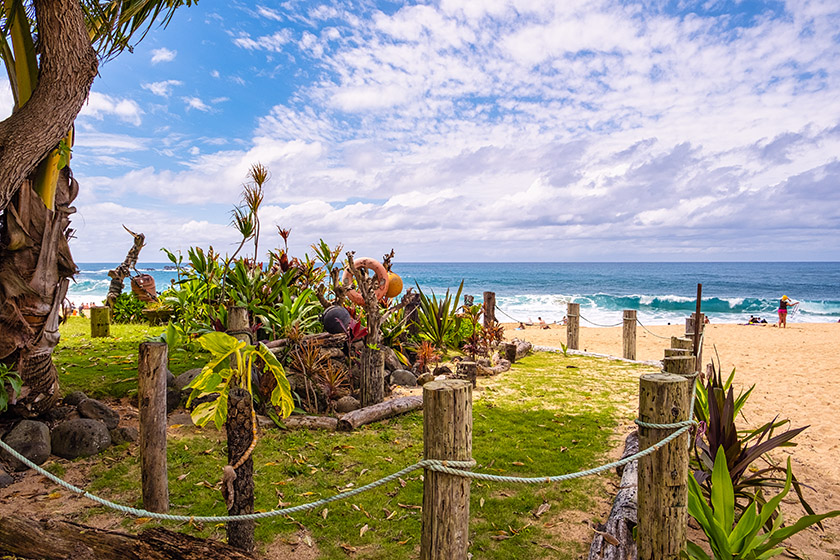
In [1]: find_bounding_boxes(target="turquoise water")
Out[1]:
[68,262,840,325]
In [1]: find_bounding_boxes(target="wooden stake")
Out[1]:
[359,347,385,407]
[670,336,693,351]
[637,373,692,560]
[455,361,477,387]
[664,348,691,358]
[138,341,169,513]
[482,291,496,329]
[90,306,110,338]
[622,310,637,360]
[421,380,472,560]
[503,342,517,363]
[567,302,580,350]
[692,284,703,372]
[662,355,696,376]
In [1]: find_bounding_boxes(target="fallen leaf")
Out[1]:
[480,497,485,508]
[533,502,551,518]
[177,473,189,481]
[339,543,357,553]
[303,534,314,547]
[47,492,61,500]
[360,524,369,537]
[134,517,152,525]
[321,508,328,519]
[593,528,620,546]
[397,503,422,510]
[512,461,525,466]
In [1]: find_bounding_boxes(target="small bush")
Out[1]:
[111,292,146,323]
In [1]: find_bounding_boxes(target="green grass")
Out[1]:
[53,321,657,559]
[53,317,206,399]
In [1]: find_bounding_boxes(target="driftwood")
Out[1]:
[106,226,145,308]
[337,395,423,431]
[476,357,511,376]
[588,431,639,560]
[265,332,347,350]
[282,415,339,431]
[0,516,254,560]
[510,339,532,360]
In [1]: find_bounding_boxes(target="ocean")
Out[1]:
[68,262,840,326]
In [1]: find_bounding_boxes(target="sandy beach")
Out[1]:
[504,321,840,557]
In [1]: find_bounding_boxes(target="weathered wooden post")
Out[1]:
[670,336,693,351]
[622,310,637,360]
[90,306,110,338]
[455,361,477,387]
[503,342,517,364]
[637,373,692,560]
[662,355,696,376]
[138,341,169,513]
[567,302,580,350]
[225,306,255,553]
[664,348,691,358]
[404,292,421,339]
[685,312,704,372]
[421,380,472,560]
[482,291,496,329]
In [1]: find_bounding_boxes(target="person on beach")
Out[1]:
[516,322,525,330]
[538,317,550,329]
[776,295,799,328]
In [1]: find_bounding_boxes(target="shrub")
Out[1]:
[111,292,146,323]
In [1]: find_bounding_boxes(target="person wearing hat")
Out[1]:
[776,295,799,328]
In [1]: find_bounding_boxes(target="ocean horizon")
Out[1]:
[66,261,840,326]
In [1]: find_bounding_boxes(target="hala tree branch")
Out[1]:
[0,0,98,212]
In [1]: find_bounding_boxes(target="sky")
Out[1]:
[4,0,840,262]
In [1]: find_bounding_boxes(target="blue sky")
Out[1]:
[4,0,840,262]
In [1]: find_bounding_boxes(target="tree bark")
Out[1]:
[225,387,255,554]
[282,415,339,431]
[359,346,384,407]
[337,395,423,431]
[0,0,98,211]
[0,516,254,560]
[106,228,146,308]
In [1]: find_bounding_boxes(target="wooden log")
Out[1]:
[567,302,580,350]
[282,415,339,431]
[476,359,511,376]
[663,348,690,358]
[669,336,692,351]
[138,341,169,513]
[90,306,110,338]
[482,291,496,329]
[622,310,637,360]
[225,387,255,554]
[662,355,696,376]
[264,332,347,350]
[421,380,472,560]
[454,361,477,387]
[503,342,517,363]
[0,516,254,560]
[637,373,692,560]
[337,395,423,431]
[589,431,639,560]
[512,339,532,360]
[105,226,146,309]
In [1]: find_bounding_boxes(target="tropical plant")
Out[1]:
[415,280,464,349]
[0,0,194,416]
[185,332,293,430]
[0,363,23,414]
[288,339,329,413]
[684,447,839,560]
[694,354,753,427]
[316,361,350,412]
[414,340,441,373]
[110,292,146,323]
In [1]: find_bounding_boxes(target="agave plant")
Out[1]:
[415,280,464,349]
[289,339,330,413]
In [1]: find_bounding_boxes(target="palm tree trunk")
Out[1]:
[0,169,77,416]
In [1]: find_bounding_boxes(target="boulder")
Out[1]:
[51,419,112,459]
[109,426,139,446]
[166,387,182,414]
[390,369,417,387]
[416,373,435,386]
[166,368,177,388]
[334,396,361,414]
[43,405,77,425]
[174,368,202,392]
[63,391,88,407]
[433,365,452,376]
[0,420,51,472]
[77,399,120,430]
[0,467,13,488]
[168,412,195,427]
[383,347,401,372]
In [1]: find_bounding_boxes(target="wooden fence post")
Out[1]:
[483,291,496,329]
[138,341,169,513]
[421,380,472,560]
[503,342,517,364]
[455,361,477,387]
[670,336,693,351]
[637,373,692,560]
[622,310,637,360]
[662,355,696,376]
[90,306,110,338]
[664,348,691,358]
[225,306,255,553]
[567,302,580,350]
[686,312,704,372]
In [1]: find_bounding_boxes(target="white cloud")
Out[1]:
[79,92,143,126]
[150,47,177,64]
[233,29,293,52]
[141,79,183,97]
[183,96,211,112]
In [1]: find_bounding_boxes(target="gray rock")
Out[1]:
[0,420,51,472]
[44,405,76,425]
[174,368,202,391]
[109,426,139,445]
[390,369,418,387]
[166,387,182,414]
[77,398,120,430]
[433,365,452,376]
[167,412,195,427]
[0,467,13,488]
[383,347,401,372]
[63,391,88,407]
[416,373,435,386]
[166,368,177,388]
[334,395,361,413]
[51,419,112,459]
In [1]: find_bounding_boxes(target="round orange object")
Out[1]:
[342,258,390,306]
[386,272,403,298]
